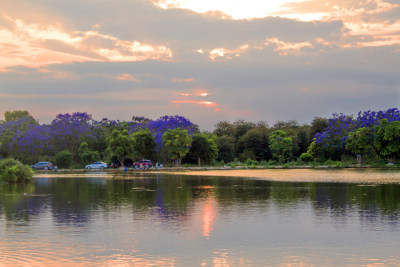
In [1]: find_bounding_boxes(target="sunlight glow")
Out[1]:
[154,0,306,20]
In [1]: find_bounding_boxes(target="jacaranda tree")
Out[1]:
[50,112,94,159]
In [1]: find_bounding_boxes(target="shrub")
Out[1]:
[300,153,314,163]
[0,158,33,182]
[54,150,73,169]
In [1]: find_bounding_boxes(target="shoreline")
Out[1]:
[33,167,400,184]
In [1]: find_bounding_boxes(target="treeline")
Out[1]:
[0,109,399,168]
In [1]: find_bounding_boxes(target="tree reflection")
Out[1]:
[0,175,399,226]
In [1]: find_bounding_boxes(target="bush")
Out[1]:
[300,153,314,163]
[54,150,73,169]
[0,158,33,182]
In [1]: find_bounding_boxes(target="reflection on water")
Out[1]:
[1,173,400,266]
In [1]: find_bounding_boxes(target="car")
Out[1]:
[30,162,53,170]
[85,162,108,169]
[133,160,152,168]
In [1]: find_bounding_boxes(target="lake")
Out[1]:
[1,172,400,266]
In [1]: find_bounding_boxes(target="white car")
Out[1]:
[85,162,108,169]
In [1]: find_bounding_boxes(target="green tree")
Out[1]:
[107,130,134,166]
[269,130,292,164]
[216,135,235,163]
[0,158,33,183]
[162,128,192,166]
[214,120,236,137]
[190,133,218,166]
[78,142,100,165]
[310,117,328,137]
[54,150,73,169]
[238,127,270,161]
[132,128,156,160]
[4,110,34,122]
[374,119,400,163]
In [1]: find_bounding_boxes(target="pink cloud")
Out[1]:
[0,15,173,69]
[115,73,141,82]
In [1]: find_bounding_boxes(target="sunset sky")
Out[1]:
[1,0,399,129]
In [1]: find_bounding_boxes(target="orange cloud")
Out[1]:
[0,15,173,69]
[265,38,313,56]
[208,44,249,60]
[115,73,141,82]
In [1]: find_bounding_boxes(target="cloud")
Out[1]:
[0,0,399,130]
[0,14,172,69]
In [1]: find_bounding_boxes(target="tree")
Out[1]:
[8,124,52,164]
[238,127,270,161]
[108,130,134,166]
[374,119,400,163]
[315,113,354,161]
[132,128,156,160]
[214,121,236,137]
[269,130,292,163]
[190,133,218,166]
[78,142,100,165]
[4,110,34,122]
[0,116,37,158]
[50,112,93,159]
[310,117,328,137]
[146,115,198,149]
[216,135,235,163]
[54,150,73,169]
[162,128,192,166]
[0,158,33,183]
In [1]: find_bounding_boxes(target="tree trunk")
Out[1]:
[198,157,201,166]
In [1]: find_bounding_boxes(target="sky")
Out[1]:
[0,0,399,130]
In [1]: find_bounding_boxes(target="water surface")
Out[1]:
[1,173,400,266]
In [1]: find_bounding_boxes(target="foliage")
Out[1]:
[0,116,38,158]
[0,158,33,182]
[216,135,235,163]
[54,150,73,169]
[374,119,400,163]
[78,142,100,165]
[299,152,314,163]
[146,115,197,149]
[4,110,34,122]
[189,133,218,166]
[132,128,156,160]
[50,112,94,158]
[269,130,292,163]
[107,130,134,166]
[8,124,52,164]
[162,128,192,166]
[310,117,328,137]
[315,113,353,154]
[214,121,236,137]
[238,127,270,161]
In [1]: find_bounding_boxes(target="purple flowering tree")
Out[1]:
[0,117,37,159]
[142,115,198,149]
[346,108,400,160]
[315,113,354,161]
[8,124,52,164]
[50,112,94,158]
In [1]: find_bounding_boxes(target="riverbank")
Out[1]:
[33,167,400,184]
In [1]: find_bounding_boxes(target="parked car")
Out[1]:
[133,160,152,168]
[85,162,108,169]
[30,162,53,170]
